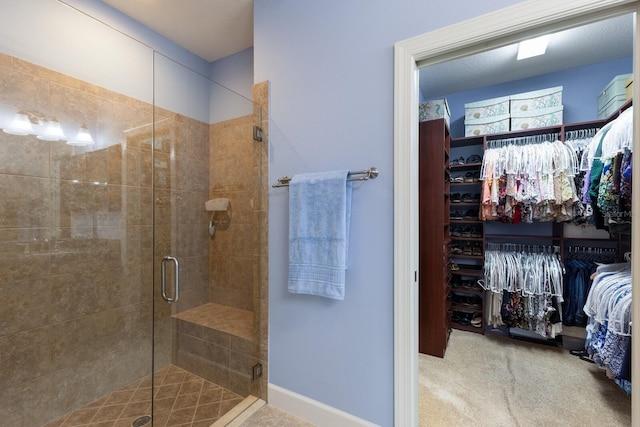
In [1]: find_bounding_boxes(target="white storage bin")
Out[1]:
[510,86,563,112]
[511,106,563,130]
[598,74,632,113]
[464,96,509,121]
[465,114,510,136]
[598,95,627,119]
[419,98,451,126]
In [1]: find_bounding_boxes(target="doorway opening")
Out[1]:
[393,2,639,426]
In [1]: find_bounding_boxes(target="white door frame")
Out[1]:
[393,1,640,426]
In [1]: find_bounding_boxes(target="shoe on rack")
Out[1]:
[473,171,481,182]
[451,244,463,255]
[472,193,481,203]
[464,172,475,183]
[451,192,461,203]
[450,156,465,166]
[451,227,462,237]
[458,312,473,325]
[472,243,482,256]
[450,210,464,220]
[471,313,483,327]
[462,242,472,255]
[466,154,482,164]
[451,174,464,183]
[461,193,473,202]
[450,262,460,271]
[470,227,481,238]
[463,209,479,220]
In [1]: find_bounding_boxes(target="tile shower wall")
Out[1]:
[209,115,261,311]
[0,52,209,425]
[196,81,269,400]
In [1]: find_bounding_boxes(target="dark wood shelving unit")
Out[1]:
[418,118,452,357]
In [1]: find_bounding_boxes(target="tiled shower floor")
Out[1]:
[45,365,243,427]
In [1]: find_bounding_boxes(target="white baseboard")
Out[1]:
[268,383,379,427]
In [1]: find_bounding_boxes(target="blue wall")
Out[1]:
[210,47,255,101]
[254,1,525,425]
[439,57,632,138]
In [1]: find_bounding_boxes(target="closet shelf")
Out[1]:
[451,254,483,260]
[450,182,481,187]
[451,202,481,207]
[451,269,483,277]
[450,162,482,171]
[484,233,561,241]
[450,237,483,242]
[451,286,484,296]
[451,304,483,313]
[450,321,484,334]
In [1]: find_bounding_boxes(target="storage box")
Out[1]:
[419,98,451,126]
[464,96,509,121]
[625,75,633,100]
[511,105,563,130]
[598,74,632,113]
[465,114,510,136]
[598,95,627,119]
[510,86,563,112]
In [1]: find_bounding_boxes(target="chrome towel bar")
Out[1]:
[272,167,379,188]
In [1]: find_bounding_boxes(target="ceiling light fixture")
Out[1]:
[517,35,550,60]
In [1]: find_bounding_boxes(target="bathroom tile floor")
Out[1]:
[44,365,243,427]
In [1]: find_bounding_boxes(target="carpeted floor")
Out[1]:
[419,330,631,426]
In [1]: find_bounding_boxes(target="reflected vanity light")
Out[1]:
[37,118,67,141]
[2,111,94,145]
[67,125,94,146]
[2,111,35,135]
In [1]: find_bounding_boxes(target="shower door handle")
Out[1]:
[161,256,180,303]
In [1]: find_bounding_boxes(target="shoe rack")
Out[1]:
[448,135,485,334]
[418,118,452,357]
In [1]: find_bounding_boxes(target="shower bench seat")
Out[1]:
[171,302,259,397]
[172,302,254,341]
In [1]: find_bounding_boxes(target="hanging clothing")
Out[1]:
[562,248,617,327]
[582,262,632,394]
[480,136,580,223]
[580,108,633,235]
[483,245,564,338]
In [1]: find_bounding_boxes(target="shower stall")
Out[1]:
[0,2,268,426]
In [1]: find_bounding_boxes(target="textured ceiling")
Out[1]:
[101,0,253,63]
[419,13,633,98]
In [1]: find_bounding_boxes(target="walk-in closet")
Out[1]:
[417,11,633,426]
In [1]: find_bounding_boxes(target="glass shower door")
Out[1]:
[151,52,268,425]
[0,2,157,425]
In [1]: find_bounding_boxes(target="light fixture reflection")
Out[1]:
[67,125,94,146]
[3,112,35,135]
[37,118,67,141]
